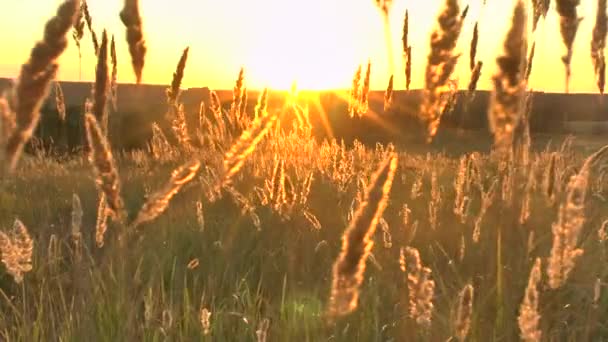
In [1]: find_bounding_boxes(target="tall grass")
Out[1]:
[3,0,608,340]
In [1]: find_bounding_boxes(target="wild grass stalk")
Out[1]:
[82,0,98,54]
[222,89,275,186]
[454,283,474,341]
[556,0,582,93]
[518,258,542,342]
[592,0,607,95]
[84,113,125,221]
[110,34,118,110]
[230,67,246,122]
[526,42,536,82]
[404,246,435,327]
[360,61,371,113]
[72,3,85,79]
[487,0,527,156]
[547,145,608,289]
[131,160,201,228]
[95,192,108,248]
[167,47,189,106]
[384,75,394,112]
[468,61,483,95]
[120,0,147,84]
[54,81,66,122]
[402,9,409,58]
[348,65,362,117]
[532,0,551,31]
[327,155,397,317]
[406,46,412,90]
[2,0,79,172]
[420,0,466,142]
[93,31,109,133]
[470,22,479,71]
[0,219,33,284]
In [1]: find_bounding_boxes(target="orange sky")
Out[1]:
[0,0,602,92]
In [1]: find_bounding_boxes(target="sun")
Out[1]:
[240,1,369,91]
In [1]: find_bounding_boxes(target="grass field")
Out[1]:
[3,0,608,341]
[1,130,608,341]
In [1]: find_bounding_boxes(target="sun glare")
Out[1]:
[242,1,370,91]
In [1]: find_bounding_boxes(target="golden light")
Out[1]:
[0,0,602,93]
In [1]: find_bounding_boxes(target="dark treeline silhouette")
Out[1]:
[1,78,608,154]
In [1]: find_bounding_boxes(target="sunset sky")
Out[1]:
[0,0,601,92]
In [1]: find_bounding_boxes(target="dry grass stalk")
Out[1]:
[110,34,118,111]
[84,113,125,221]
[72,3,85,77]
[460,5,469,20]
[547,145,608,288]
[543,152,557,204]
[526,42,536,82]
[518,258,542,342]
[420,0,466,142]
[384,75,394,112]
[71,193,83,240]
[269,157,286,209]
[468,61,483,96]
[255,88,268,120]
[0,219,33,284]
[240,87,249,118]
[473,179,498,243]
[556,0,582,93]
[470,22,479,71]
[594,278,602,305]
[210,91,222,117]
[520,169,535,224]
[380,218,392,248]
[167,47,189,106]
[516,91,533,166]
[403,9,409,57]
[404,246,435,327]
[454,283,474,341]
[255,318,270,342]
[71,193,83,259]
[327,155,397,317]
[120,0,147,84]
[454,155,470,222]
[95,192,108,248]
[429,170,441,230]
[592,0,607,95]
[231,68,246,120]
[360,61,371,113]
[54,81,66,121]
[3,0,79,172]
[171,103,191,147]
[196,201,205,232]
[200,307,211,335]
[488,0,527,156]
[0,97,13,162]
[532,0,551,31]
[348,65,362,117]
[599,219,608,242]
[93,31,109,133]
[406,46,412,90]
[82,0,98,54]
[132,159,201,228]
[222,90,276,186]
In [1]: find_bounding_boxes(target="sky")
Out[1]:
[0,0,602,92]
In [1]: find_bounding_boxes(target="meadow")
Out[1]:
[1,0,608,341]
